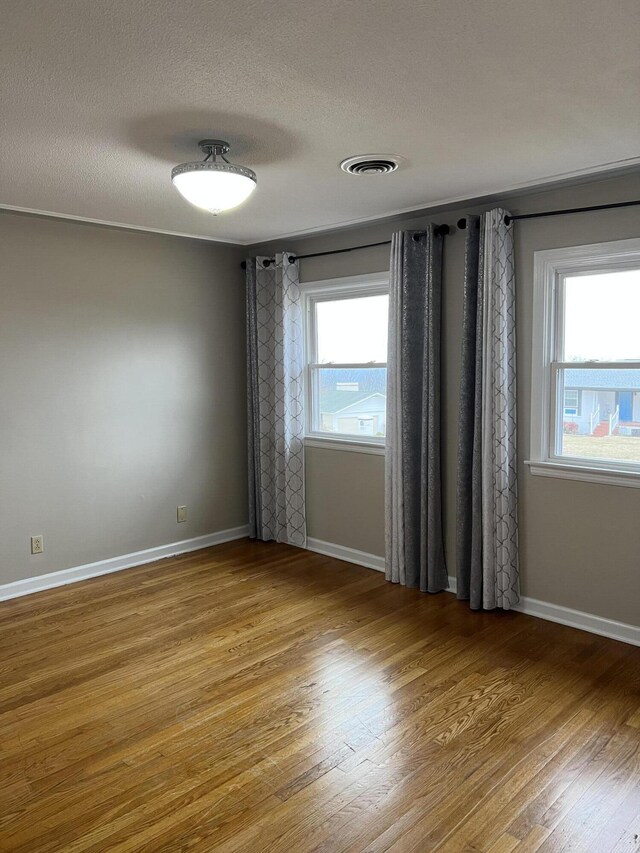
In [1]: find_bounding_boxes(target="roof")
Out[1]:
[319,368,386,396]
[320,391,385,414]
[565,369,640,391]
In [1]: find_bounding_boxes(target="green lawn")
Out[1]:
[563,434,640,462]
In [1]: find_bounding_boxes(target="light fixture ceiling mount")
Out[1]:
[171,139,257,214]
[197,139,231,159]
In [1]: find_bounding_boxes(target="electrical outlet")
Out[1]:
[177,505,187,523]
[31,535,44,554]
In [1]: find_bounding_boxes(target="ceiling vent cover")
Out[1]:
[340,154,402,175]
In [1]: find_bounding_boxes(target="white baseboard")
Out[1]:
[306,539,639,647]
[513,596,639,646]
[446,573,638,645]
[306,538,386,572]
[3,530,638,647]
[0,525,250,602]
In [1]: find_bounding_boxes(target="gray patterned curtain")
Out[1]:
[385,227,448,592]
[456,209,519,610]
[246,254,306,547]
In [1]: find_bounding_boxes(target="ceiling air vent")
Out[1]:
[340,154,403,175]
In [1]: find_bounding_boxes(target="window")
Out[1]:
[563,389,580,416]
[303,273,389,450]
[529,238,640,487]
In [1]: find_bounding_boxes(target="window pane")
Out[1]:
[559,367,640,464]
[314,366,386,438]
[563,270,640,361]
[316,294,388,363]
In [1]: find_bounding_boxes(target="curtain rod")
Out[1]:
[457,199,640,230]
[240,224,450,269]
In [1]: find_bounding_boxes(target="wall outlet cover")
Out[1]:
[177,506,187,523]
[31,535,44,554]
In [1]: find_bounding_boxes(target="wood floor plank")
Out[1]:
[0,540,638,852]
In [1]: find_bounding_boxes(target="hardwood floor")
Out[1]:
[0,540,638,852]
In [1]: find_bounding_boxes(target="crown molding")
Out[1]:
[256,156,640,245]
[0,204,245,245]
[2,155,639,246]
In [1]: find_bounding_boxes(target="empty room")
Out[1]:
[1,1,639,850]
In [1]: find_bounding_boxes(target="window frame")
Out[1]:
[301,272,389,455]
[529,237,640,488]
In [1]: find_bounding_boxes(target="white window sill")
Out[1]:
[525,459,640,489]
[304,436,386,456]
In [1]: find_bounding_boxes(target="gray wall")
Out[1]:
[3,174,639,626]
[0,213,247,585]
[251,172,640,626]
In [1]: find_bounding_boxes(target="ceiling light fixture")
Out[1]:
[171,140,257,214]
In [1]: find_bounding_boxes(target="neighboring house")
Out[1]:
[564,369,640,436]
[320,389,386,435]
[319,367,387,436]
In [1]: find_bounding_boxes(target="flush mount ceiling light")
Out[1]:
[171,140,257,214]
[339,154,404,175]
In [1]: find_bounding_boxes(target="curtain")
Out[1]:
[246,253,306,547]
[385,227,448,592]
[456,209,519,610]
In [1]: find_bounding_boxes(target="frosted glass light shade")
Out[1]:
[171,162,257,214]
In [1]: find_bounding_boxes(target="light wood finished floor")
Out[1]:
[1,540,639,852]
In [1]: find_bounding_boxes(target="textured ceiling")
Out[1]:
[2,0,639,244]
